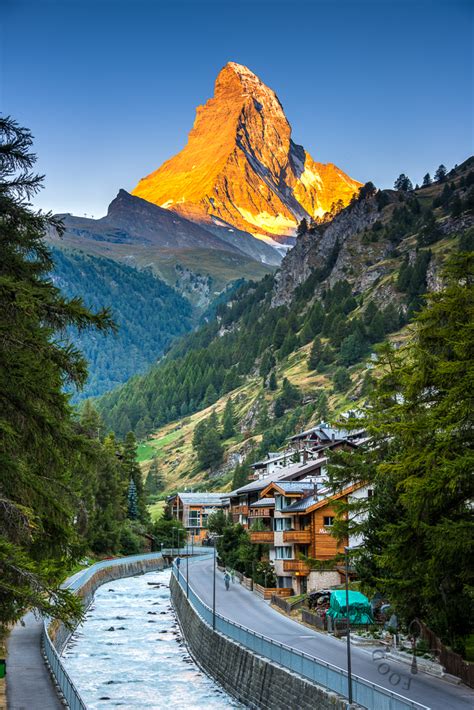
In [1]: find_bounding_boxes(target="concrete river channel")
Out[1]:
[62,568,239,709]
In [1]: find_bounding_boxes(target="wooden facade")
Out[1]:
[283,529,311,544]
[309,503,346,560]
[249,530,274,543]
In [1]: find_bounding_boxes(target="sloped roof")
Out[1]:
[250,497,275,508]
[288,424,349,442]
[250,451,291,468]
[232,457,326,496]
[177,492,228,506]
[281,483,362,514]
[281,493,320,512]
[270,480,317,494]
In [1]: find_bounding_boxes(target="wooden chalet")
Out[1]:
[168,492,228,544]
[256,480,368,594]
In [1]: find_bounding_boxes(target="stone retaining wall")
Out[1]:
[49,556,165,653]
[170,575,349,710]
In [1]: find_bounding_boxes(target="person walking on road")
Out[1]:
[230,568,235,583]
[224,571,230,591]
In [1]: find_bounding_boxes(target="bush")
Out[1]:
[119,522,143,555]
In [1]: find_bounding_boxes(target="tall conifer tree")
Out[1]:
[0,117,113,625]
[328,251,474,651]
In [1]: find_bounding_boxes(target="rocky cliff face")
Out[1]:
[133,62,361,244]
[272,194,385,306]
[271,181,474,310]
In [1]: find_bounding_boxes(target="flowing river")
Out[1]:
[62,568,238,709]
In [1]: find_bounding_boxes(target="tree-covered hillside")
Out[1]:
[327,250,474,654]
[96,160,473,446]
[51,249,193,399]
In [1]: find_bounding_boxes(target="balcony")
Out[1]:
[249,530,274,544]
[248,508,273,518]
[283,559,311,574]
[283,529,311,544]
[184,520,201,529]
[232,505,249,516]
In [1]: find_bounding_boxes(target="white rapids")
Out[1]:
[62,568,239,708]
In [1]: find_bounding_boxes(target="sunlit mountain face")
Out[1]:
[133,62,361,246]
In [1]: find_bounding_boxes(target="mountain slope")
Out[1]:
[55,189,244,253]
[133,62,361,243]
[96,160,474,479]
[47,191,277,309]
[52,248,193,399]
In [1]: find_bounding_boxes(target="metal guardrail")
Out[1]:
[43,630,86,710]
[63,551,170,592]
[43,551,174,708]
[172,563,429,710]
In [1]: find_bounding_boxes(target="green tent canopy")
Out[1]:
[326,590,374,624]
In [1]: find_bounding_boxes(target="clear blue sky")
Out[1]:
[2,0,472,217]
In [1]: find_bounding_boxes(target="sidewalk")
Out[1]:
[6,611,63,710]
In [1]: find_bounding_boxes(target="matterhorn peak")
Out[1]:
[223,61,259,79]
[216,61,267,92]
[133,64,361,244]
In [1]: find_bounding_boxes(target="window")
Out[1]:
[188,511,200,527]
[274,517,292,531]
[275,495,293,511]
[275,546,293,559]
[367,489,374,498]
[300,514,311,530]
[323,516,334,527]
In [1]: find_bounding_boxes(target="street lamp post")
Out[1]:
[212,534,223,630]
[171,528,175,557]
[344,546,353,705]
[212,538,217,629]
[186,532,189,598]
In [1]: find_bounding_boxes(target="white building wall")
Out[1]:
[348,484,372,548]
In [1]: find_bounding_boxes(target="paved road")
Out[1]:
[182,556,474,710]
[6,611,63,710]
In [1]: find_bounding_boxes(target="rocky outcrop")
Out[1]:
[271,195,382,306]
[133,62,361,244]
